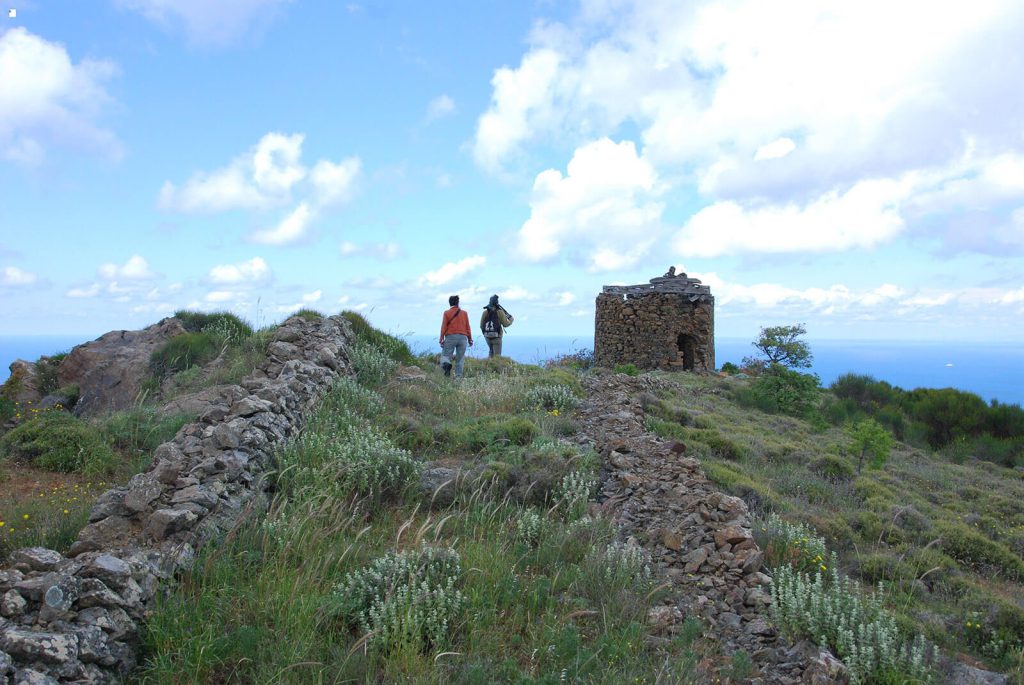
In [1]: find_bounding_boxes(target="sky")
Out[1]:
[1,0,1023,344]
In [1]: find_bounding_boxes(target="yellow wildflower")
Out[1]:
[22,514,29,520]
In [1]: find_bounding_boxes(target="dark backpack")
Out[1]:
[483,308,501,337]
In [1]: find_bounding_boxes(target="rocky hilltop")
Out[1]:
[3,318,189,418]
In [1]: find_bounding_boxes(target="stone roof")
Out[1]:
[601,268,714,302]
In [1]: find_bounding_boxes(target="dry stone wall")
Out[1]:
[577,371,840,684]
[0,314,354,685]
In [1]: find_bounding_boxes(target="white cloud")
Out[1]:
[116,0,292,46]
[208,257,270,284]
[691,272,1024,324]
[159,133,306,213]
[310,157,360,207]
[477,0,1024,257]
[426,94,456,122]
[473,48,563,173]
[97,255,157,281]
[501,286,536,301]
[339,241,402,260]
[675,176,912,258]
[517,137,664,269]
[159,133,361,246]
[557,292,576,306]
[419,255,486,287]
[302,289,322,303]
[1,265,37,286]
[0,28,121,164]
[205,290,235,303]
[66,283,100,298]
[901,293,954,307]
[999,287,1024,305]
[754,137,796,161]
[249,203,313,245]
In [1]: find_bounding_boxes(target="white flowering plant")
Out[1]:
[332,546,464,652]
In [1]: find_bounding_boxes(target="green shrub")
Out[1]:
[286,423,421,498]
[937,522,1024,580]
[555,470,597,521]
[341,311,414,364]
[349,341,398,387]
[736,365,820,417]
[526,384,579,412]
[686,428,748,461]
[810,454,855,480]
[0,412,114,474]
[515,509,549,546]
[150,332,220,377]
[34,352,68,395]
[720,361,740,375]
[0,396,14,422]
[545,348,595,372]
[756,513,828,574]
[440,416,538,455]
[331,546,464,652]
[292,308,323,321]
[174,310,253,338]
[613,363,640,376]
[101,407,193,454]
[54,384,80,408]
[645,416,688,441]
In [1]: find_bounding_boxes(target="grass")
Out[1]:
[645,371,1024,679]
[0,477,106,559]
[134,333,704,684]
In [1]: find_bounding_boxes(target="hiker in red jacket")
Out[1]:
[439,294,473,378]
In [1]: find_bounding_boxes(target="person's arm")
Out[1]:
[439,311,448,344]
[499,307,512,326]
[480,309,488,333]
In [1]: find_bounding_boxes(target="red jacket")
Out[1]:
[440,306,473,344]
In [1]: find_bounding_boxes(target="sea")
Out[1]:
[2,334,1022,406]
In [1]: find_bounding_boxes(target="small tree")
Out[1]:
[848,418,894,473]
[743,324,813,371]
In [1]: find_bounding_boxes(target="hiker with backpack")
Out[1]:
[439,294,473,378]
[480,294,514,358]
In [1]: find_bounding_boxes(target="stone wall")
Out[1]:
[0,314,354,684]
[595,292,715,371]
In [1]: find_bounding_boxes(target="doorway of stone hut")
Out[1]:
[677,333,695,370]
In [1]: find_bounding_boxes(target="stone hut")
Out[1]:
[595,268,715,371]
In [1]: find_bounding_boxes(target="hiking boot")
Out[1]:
[442,362,452,377]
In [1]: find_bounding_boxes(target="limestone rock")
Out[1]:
[146,509,198,540]
[801,647,849,684]
[420,467,459,508]
[949,663,1008,685]
[8,549,63,573]
[70,517,136,557]
[1,590,26,618]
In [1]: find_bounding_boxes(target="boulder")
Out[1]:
[1,360,42,404]
[58,318,188,417]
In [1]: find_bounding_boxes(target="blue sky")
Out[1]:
[2,0,1023,343]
